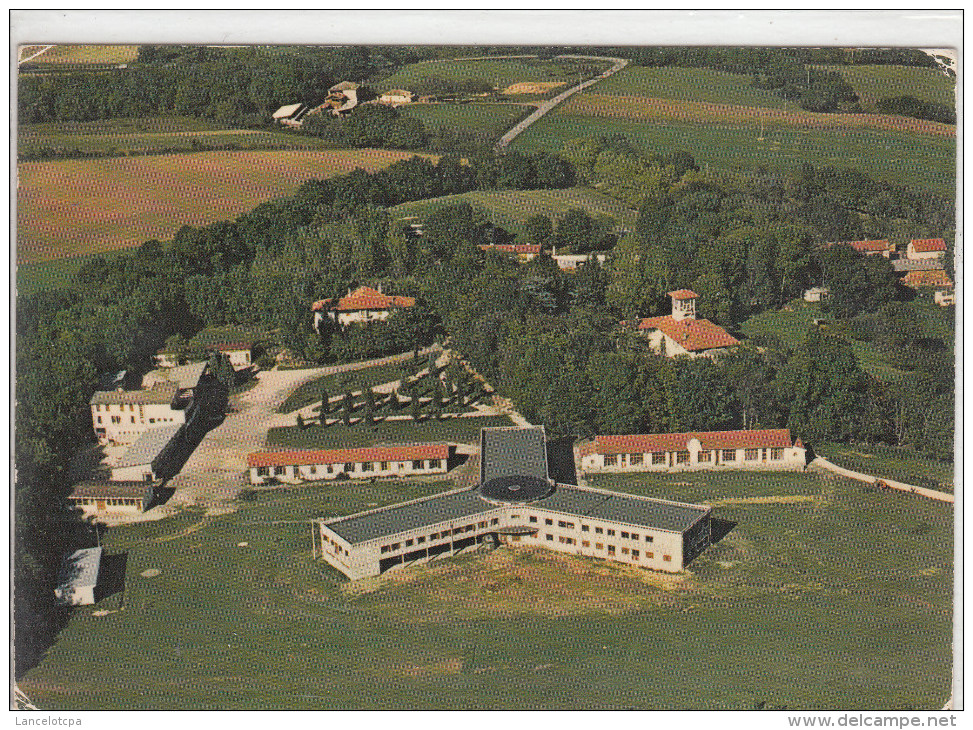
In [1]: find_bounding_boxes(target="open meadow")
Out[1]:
[398,102,532,138]
[511,114,955,195]
[16,148,425,266]
[18,465,951,710]
[19,44,138,66]
[816,443,954,493]
[391,187,637,235]
[822,64,955,112]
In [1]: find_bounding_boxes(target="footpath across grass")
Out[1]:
[266,415,514,450]
[816,443,954,493]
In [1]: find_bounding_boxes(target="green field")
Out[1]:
[594,66,804,109]
[586,468,820,505]
[267,415,514,450]
[823,64,955,112]
[391,187,637,234]
[17,249,131,296]
[399,102,532,137]
[510,114,955,194]
[740,298,953,385]
[18,463,951,710]
[19,44,139,66]
[19,117,334,159]
[379,57,607,95]
[816,443,954,493]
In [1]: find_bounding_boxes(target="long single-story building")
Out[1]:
[248,443,451,485]
[577,429,806,474]
[111,425,184,482]
[906,238,946,260]
[68,480,155,518]
[55,547,102,606]
[311,426,712,580]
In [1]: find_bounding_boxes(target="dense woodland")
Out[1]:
[15,46,956,675]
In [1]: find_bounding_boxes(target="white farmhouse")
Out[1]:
[312,285,416,330]
[906,238,947,261]
[634,290,740,359]
[577,429,806,474]
[68,480,155,518]
[89,383,184,446]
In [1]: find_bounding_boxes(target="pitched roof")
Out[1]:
[636,315,740,352]
[892,258,944,272]
[668,289,699,300]
[115,425,182,468]
[312,286,416,312]
[901,269,953,288]
[90,382,178,406]
[479,244,542,255]
[583,429,797,456]
[248,443,449,468]
[69,481,151,499]
[57,547,102,590]
[833,239,892,253]
[909,238,946,253]
[272,103,305,119]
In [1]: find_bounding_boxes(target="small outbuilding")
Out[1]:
[55,547,102,606]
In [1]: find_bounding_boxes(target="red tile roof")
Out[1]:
[248,443,449,468]
[636,315,740,352]
[836,239,892,253]
[312,286,416,312]
[584,429,797,456]
[909,238,946,253]
[479,244,542,255]
[668,289,699,300]
[902,269,952,289]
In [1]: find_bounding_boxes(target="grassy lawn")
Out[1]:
[19,44,139,65]
[822,64,955,112]
[17,148,426,265]
[593,66,804,109]
[277,361,424,414]
[585,468,823,505]
[18,465,951,710]
[740,300,910,384]
[391,187,637,234]
[399,102,532,138]
[510,114,955,195]
[17,249,130,296]
[266,415,515,450]
[816,443,954,493]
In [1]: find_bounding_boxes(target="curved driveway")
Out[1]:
[494,54,629,151]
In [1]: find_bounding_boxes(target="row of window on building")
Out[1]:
[515,532,671,562]
[378,517,502,554]
[259,459,442,477]
[98,415,177,425]
[604,447,784,467]
[70,497,144,507]
[515,514,654,542]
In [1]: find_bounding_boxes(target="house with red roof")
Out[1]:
[312,285,416,330]
[478,243,542,261]
[577,429,806,474]
[247,443,451,484]
[906,238,947,261]
[828,239,895,257]
[633,290,740,359]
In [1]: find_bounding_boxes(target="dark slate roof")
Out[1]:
[480,426,548,484]
[115,426,181,468]
[534,484,709,533]
[326,488,496,544]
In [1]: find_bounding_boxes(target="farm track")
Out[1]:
[563,93,956,137]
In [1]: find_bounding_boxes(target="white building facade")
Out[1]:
[248,443,450,485]
[578,429,806,474]
[90,383,185,446]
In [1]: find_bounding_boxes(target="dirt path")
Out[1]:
[810,457,954,504]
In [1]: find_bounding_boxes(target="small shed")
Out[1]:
[55,547,102,606]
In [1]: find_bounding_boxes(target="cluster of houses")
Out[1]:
[273,82,419,128]
[478,242,610,271]
[808,237,953,306]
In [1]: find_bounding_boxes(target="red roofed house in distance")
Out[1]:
[906,238,947,261]
[312,285,416,331]
[633,290,740,359]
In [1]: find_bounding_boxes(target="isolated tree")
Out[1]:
[342,392,354,426]
[410,388,422,421]
[296,413,306,430]
[320,385,330,415]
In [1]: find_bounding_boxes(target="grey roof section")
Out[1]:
[535,484,709,533]
[90,382,178,406]
[892,258,946,272]
[144,361,207,390]
[115,425,181,468]
[58,547,102,589]
[327,489,495,545]
[480,426,548,484]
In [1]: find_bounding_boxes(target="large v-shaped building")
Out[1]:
[311,426,712,580]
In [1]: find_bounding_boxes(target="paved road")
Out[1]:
[494,54,629,151]
[809,456,954,504]
[163,347,440,511]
